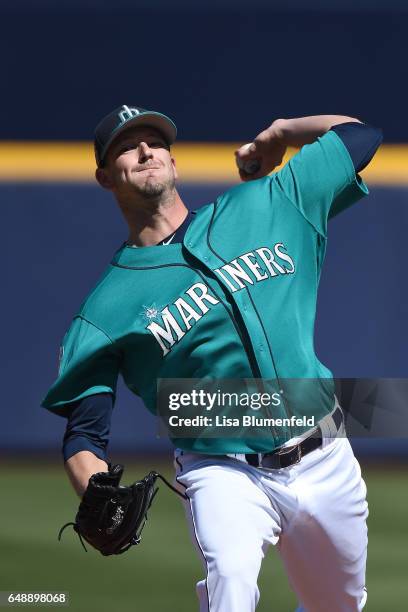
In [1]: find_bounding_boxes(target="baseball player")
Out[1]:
[42,105,382,611]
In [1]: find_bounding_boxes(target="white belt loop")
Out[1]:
[319,398,342,448]
[226,453,247,462]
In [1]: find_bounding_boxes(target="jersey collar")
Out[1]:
[110,204,213,268]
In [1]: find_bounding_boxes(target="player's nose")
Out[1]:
[138,141,154,162]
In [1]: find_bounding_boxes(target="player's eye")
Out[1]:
[118,140,168,154]
[148,141,166,148]
[119,144,135,154]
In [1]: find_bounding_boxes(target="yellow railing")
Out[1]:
[0,142,406,184]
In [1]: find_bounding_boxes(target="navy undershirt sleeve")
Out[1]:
[330,122,383,173]
[62,393,114,462]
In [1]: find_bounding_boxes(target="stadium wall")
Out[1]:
[0,4,406,141]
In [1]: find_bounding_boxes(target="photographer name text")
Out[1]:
[167,415,316,428]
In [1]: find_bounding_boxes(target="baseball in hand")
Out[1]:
[236,143,261,175]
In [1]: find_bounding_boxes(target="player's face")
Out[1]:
[98,126,178,201]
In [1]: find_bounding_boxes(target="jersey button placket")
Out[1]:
[231,291,275,379]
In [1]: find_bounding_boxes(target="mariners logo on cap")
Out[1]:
[118,105,141,124]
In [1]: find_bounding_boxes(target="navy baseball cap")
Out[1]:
[94,104,177,167]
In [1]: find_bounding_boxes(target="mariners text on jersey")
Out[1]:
[147,242,295,356]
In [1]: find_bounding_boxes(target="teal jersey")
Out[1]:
[42,131,368,454]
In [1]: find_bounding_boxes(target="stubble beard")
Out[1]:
[135,175,176,201]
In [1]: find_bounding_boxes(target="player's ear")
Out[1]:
[95,167,114,190]
[171,156,178,181]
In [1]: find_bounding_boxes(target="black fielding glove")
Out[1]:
[58,464,186,556]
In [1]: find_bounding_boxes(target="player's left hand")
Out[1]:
[235,121,287,182]
[57,464,159,555]
[57,464,187,556]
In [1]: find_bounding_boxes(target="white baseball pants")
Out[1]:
[174,437,368,612]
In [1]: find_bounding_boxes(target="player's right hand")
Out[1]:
[235,120,287,182]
